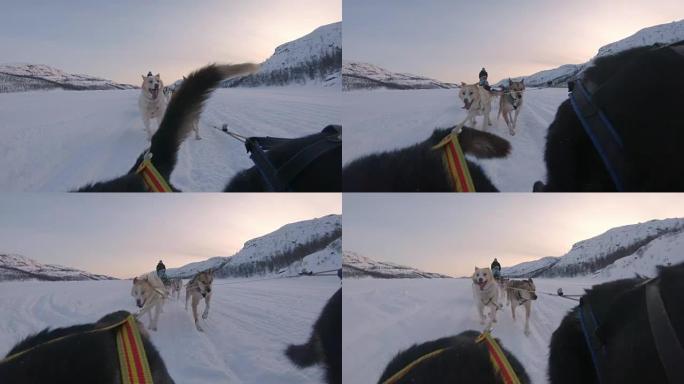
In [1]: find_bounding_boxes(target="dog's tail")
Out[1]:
[148,63,259,179]
[285,337,321,368]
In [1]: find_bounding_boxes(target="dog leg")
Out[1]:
[490,304,498,323]
[185,289,190,310]
[202,293,211,320]
[192,295,203,332]
[511,302,516,320]
[150,299,161,331]
[143,117,153,141]
[477,303,486,324]
[194,121,201,140]
[524,302,531,336]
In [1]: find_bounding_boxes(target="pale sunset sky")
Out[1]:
[343,194,684,277]
[343,0,684,83]
[0,0,341,84]
[0,194,341,279]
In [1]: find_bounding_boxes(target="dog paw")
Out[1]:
[196,325,204,332]
[524,329,530,336]
[202,312,209,320]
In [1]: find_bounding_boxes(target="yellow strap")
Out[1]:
[432,130,475,192]
[135,154,172,192]
[116,315,154,384]
[381,348,448,384]
[476,332,522,384]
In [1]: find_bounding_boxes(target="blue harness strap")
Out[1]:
[569,79,627,191]
[577,296,607,384]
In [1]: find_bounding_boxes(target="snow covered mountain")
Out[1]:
[223,22,341,88]
[498,19,684,87]
[343,61,458,91]
[167,214,341,278]
[343,251,451,279]
[0,63,137,93]
[504,218,684,278]
[0,253,116,281]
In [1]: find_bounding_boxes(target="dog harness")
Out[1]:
[0,314,154,384]
[578,278,684,384]
[432,130,475,192]
[379,331,521,384]
[135,151,173,192]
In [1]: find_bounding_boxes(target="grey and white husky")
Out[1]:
[498,78,525,136]
[505,278,538,335]
[185,270,214,331]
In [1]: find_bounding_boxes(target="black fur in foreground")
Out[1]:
[536,42,684,191]
[548,262,684,383]
[0,310,174,384]
[343,127,511,192]
[378,330,530,383]
[285,288,341,384]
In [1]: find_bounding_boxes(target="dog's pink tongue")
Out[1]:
[464,100,472,110]
[479,281,486,290]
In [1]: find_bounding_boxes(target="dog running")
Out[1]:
[131,271,168,331]
[185,270,214,332]
[472,267,500,325]
[504,278,538,335]
[458,82,497,130]
[139,73,168,141]
[498,78,525,136]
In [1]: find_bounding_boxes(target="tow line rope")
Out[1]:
[432,129,475,192]
[135,151,172,192]
[380,330,521,384]
[0,315,154,384]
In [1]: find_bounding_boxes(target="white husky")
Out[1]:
[458,83,496,131]
[131,271,168,331]
[472,267,500,325]
[139,73,167,140]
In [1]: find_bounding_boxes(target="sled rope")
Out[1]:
[380,348,448,384]
[0,314,154,384]
[117,315,154,384]
[135,151,172,192]
[476,331,522,384]
[432,130,475,192]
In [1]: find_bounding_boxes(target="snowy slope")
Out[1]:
[343,277,594,384]
[499,19,684,87]
[167,215,342,278]
[343,251,451,279]
[0,63,136,93]
[0,276,338,384]
[343,61,458,90]
[0,253,115,281]
[291,238,342,275]
[343,87,567,191]
[224,22,341,88]
[0,87,341,191]
[501,257,560,278]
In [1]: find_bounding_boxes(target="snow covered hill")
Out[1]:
[0,63,136,93]
[342,61,458,90]
[223,22,341,88]
[343,251,451,279]
[0,253,115,281]
[504,218,684,278]
[498,19,684,87]
[167,215,342,278]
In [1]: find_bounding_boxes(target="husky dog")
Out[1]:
[472,267,500,325]
[548,262,684,384]
[139,73,167,141]
[343,127,511,192]
[0,311,175,383]
[131,271,167,331]
[377,330,531,383]
[498,79,525,136]
[185,270,214,332]
[286,288,341,384]
[458,83,496,130]
[505,278,538,335]
[165,277,183,300]
[534,42,684,192]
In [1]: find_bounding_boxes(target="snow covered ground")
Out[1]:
[0,276,339,384]
[342,88,568,191]
[342,277,599,384]
[0,87,340,191]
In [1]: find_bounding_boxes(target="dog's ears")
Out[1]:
[155,74,160,79]
[142,75,146,80]
[133,277,138,282]
[474,266,478,271]
[528,278,533,283]
[521,78,524,84]
[461,82,467,86]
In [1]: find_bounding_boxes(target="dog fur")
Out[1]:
[185,270,214,332]
[165,277,183,300]
[0,310,175,383]
[285,288,341,384]
[343,127,511,191]
[498,79,525,136]
[548,262,684,384]
[534,43,684,192]
[472,267,500,325]
[458,83,496,130]
[131,272,167,331]
[505,278,537,335]
[377,330,531,383]
[140,73,168,141]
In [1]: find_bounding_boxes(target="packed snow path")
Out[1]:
[0,87,341,191]
[342,88,568,191]
[0,276,339,384]
[342,278,599,384]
